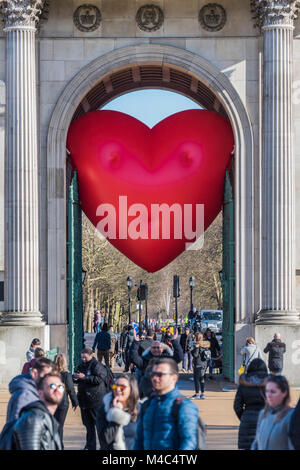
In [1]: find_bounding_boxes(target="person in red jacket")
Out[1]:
[21,348,45,374]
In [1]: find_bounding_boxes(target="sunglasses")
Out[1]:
[150,372,173,378]
[49,383,65,392]
[112,384,128,391]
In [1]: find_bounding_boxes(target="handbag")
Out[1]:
[238,364,245,376]
[115,352,123,367]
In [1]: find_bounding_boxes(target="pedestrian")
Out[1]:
[1,372,64,450]
[93,311,101,333]
[289,398,300,450]
[263,333,286,374]
[134,358,199,450]
[251,375,295,450]
[6,357,55,423]
[204,328,221,379]
[240,337,263,374]
[180,326,193,373]
[122,325,135,372]
[108,325,118,369]
[53,353,79,448]
[21,347,45,374]
[73,347,111,450]
[25,338,41,362]
[233,358,268,450]
[96,374,139,450]
[92,322,111,368]
[190,332,211,399]
[129,332,183,397]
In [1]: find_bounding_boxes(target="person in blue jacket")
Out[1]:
[134,357,199,450]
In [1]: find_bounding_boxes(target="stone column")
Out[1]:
[0,0,44,325]
[252,0,300,324]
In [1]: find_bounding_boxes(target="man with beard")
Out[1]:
[6,357,55,423]
[7,372,64,450]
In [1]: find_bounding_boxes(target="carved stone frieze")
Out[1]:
[0,0,44,29]
[251,0,300,29]
[136,4,164,32]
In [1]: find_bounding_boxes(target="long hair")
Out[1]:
[195,332,203,344]
[114,374,140,422]
[54,353,69,372]
[263,375,291,423]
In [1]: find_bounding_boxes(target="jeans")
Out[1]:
[97,349,110,367]
[193,366,206,394]
[208,359,215,375]
[182,352,192,370]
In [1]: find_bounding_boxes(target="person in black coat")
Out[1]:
[263,333,286,374]
[53,353,79,448]
[190,332,211,399]
[289,397,300,450]
[233,358,268,450]
[96,374,139,450]
[73,348,110,450]
[180,327,193,372]
[204,328,221,379]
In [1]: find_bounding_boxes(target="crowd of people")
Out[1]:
[0,327,299,451]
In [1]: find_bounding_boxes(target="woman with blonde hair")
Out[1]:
[190,332,211,400]
[96,374,139,450]
[53,353,79,448]
[240,337,262,372]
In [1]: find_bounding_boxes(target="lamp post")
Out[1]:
[82,268,87,285]
[189,276,195,312]
[127,276,133,325]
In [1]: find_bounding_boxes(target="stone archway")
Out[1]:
[47,44,256,353]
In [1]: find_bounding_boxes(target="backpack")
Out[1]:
[201,348,211,362]
[101,364,115,392]
[0,419,18,450]
[141,394,206,450]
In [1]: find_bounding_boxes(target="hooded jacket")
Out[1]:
[233,370,267,449]
[96,392,138,450]
[6,372,40,423]
[240,344,263,370]
[12,400,62,450]
[191,340,211,368]
[134,387,199,450]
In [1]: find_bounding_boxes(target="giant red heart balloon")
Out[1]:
[67,110,234,272]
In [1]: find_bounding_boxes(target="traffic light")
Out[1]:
[137,287,141,301]
[173,275,180,298]
[140,283,148,301]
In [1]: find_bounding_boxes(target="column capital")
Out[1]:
[0,0,44,31]
[251,0,300,30]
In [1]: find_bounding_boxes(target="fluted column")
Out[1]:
[0,0,44,325]
[252,0,300,324]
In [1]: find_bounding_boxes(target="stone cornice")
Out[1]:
[251,0,300,29]
[0,0,44,30]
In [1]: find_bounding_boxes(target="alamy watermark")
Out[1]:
[95,195,205,250]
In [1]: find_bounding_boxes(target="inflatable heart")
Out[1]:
[67,110,234,272]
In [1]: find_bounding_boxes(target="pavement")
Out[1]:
[1,332,299,450]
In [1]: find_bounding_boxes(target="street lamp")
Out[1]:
[127,276,133,324]
[82,268,87,285]
[189,276,195,312]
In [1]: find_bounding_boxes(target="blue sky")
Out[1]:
[101,89,202,127]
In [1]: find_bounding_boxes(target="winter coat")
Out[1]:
[251,406,295,450]
[133,387,199,450]
[26,347,35,362]
[191,340,211,369]
[240,344,263,370]
[123,330,135,351]
[263,339,286,372]
[180,333,193,353]
[207,336,221,358]
[92,331,111,351]
[289,398,300,450]
[97,393,138,450]
[233,371,267,449]
[56,371,79,411]
[21,358,37,375]
[12,400,62,450]
[129,340,183,374]
[74,357,108,409]
[6,372,40,422]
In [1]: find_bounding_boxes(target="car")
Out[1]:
[200,310,223,334]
